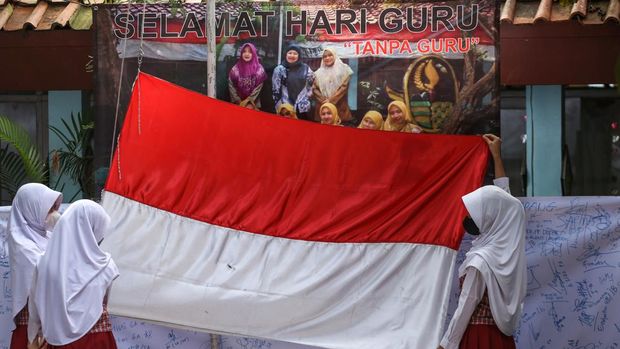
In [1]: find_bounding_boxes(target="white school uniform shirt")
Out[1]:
[7,183,62,329]
[440,177,526,349]
[28,200,119,345]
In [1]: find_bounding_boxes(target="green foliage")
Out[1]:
[0,115,47,198]
[50,112,95,200]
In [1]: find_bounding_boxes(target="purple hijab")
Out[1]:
[229,43,267,100]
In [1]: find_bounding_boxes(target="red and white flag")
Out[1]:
[102,73,489,348]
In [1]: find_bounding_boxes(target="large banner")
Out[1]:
[94,0,499,170]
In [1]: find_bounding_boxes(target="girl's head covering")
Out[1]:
[387,101,412,122]
[228,43,267,100]
[30,200,119,345]
[8,183,62,324]
[358,110,384,130]
[277,103,298,119]
[319,102,341,125]
[383,100,414,131]
[459,185,527,336]
[314,48,353,98]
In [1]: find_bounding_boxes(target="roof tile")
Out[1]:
[607,0,620,23]
[25,1,49,30]
[16,0,37,5]
[1,0,618,32]
[38,3,67,29]
[52,2,79,28]
[533,0,552,23]
[502,0,620,24]
[570,0,588,18]
[1,0,92,31]
[0,3,12,28]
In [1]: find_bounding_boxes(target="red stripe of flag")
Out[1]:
[105,73,488,249]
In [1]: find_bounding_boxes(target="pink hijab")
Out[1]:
[229,43,267,100]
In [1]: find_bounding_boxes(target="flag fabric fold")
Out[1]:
[102,72,489,348]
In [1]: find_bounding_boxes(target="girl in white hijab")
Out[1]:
[28,200,119,349]
[8,183,62,349]
[439,185,526,349]
[312,48,353,123]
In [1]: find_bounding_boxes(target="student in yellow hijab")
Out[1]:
[383,101,423,133]
[318,102,341,126]
[358,110,384,130]
[276,103,298,119]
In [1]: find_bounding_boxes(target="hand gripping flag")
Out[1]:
[102,73,489,349]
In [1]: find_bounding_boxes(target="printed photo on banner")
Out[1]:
[95,0,498,135]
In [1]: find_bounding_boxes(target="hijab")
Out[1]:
[229,43,267,100]
[319,102,341,126]
[459,185,527,335]
[281,45,308,104]
[314,48,353,98]
[30,200,119,345]
[383,100,414,132]
[8,183,62,325]
[358,110,384,130]
[277,103,298,119]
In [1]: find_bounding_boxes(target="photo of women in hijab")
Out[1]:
[272,44,314,121]
[8,183,62,349]
[228,43,267,109]
[313,48,354,124]
[358,110,384,130]
[383,101,423,133]
[319,102,341,126]
[277,103,298,119]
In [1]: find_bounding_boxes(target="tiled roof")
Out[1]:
[1,0,618,31]
[501,0,619,24]
[0,0,100,31]
[112,2,263,21]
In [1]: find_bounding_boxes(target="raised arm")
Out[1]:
[483,134,510,194]
[483,134,505,178]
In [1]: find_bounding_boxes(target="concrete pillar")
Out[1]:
[525,85,563,196]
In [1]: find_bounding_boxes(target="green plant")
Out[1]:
[50,112,95,200]
[0,115,47,199]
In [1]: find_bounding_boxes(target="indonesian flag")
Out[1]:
[101,73,488,348]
